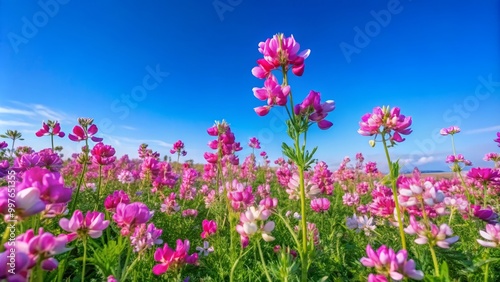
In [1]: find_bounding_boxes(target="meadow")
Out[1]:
[1,34,500,282]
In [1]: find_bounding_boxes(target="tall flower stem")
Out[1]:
[95,165,103,208]
[257,240,272,282]
[81,238,87,282]
[381,133,406,250]
[51,134,54,152]
[450,134,457,157]
[429,244,440,277]
[70,162,87,213]
[483,183,489,208]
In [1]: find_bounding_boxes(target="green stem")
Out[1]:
[448,208,455,226]
[81,238,87,282]
[0,226,11,252]
[70,162,88,212]
[483,183,488,208]
[257,240,272,282]
[484,262,489,282]
[121,244,132,280]
[298,166,308,282]
[429,244,440,277]
[381,133,406,250]
[96,165,103,207]
[450,134,457,157]
[122,255,141,282]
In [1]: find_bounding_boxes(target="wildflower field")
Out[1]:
[1,34,500,282]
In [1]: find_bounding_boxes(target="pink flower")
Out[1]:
[0,141,7,150]
[201,219,217,239]
[252,74,291,116]
[35,121,65,138]
[467,167,500,185]
[59,210,110,239]
[18,167,72,204]
[477,223,500,248]
[113,202,153,236]
[358,106,412,144]
[130,223,163,253]
[9,228,74,272]
[474,208,498,224]
[310,198,330,213]
[440,126,460,135]
[182,209,198,217]
[160,192,180,214]
[248,137,261,149]
[404,216,459,248]
[252,33,311,78]
[68,123,103,142]
[203,152,218,164]
[90,142,116,166]
[494,132,500,147]
[361,244,424,281]
[0,187,45,221]
[104,190,130,212]
[152,239,198,275]
[294,90,335,129]
[236,206,275,247]
[170,140,187,156]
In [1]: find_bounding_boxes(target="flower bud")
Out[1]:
[369,140,376,147]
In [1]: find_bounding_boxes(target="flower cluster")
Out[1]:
[236,206,276,248]
[360,244,424,281]
[358,106,412,145]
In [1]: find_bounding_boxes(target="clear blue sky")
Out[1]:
[1,0,499,172]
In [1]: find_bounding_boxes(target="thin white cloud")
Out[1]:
[416,156,436,165]
[33,104,67,122]
[0,107,35,116]
[464,125,500,135]
[120,125,136,130]
[0,120,34,127]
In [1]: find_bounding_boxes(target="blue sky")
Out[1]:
[1,0,499,172]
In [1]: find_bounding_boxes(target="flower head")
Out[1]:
[358,106,412,144]
[440,126,460,136]
[68,120,103,142]
[59,210,109,239]
[35,120,65,138]
[477,223,500,248]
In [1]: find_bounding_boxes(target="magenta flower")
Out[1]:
[35,121,65,138]
[236,206,275,247]
[0,141,7,150]
[90,142,116,166]
[252,74,291,116]
[467,167,500,185]
[18,167,72,204]
[310,198,330,213]
[494,132,500,147]
[252,33,311,78]
[112,202,153,236]
[104,190,131,212]
[477,223,500,248]
[182,209,198,218]
[358,106,412,144]
[10,228,74,272]
[0,187,45,221]
[130,223,164,253]
[170,140,187,156]
[68,124,103,142]
[439,126,460,136]
[59,210,110,239]
[0,249,30,281]
[360,244,424,281]
[404,216,459,248]
[152,239,198,275]
[474,208,498,224]
[201,219,217,239]
[248,137,261,149]
[294,90,335,129]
